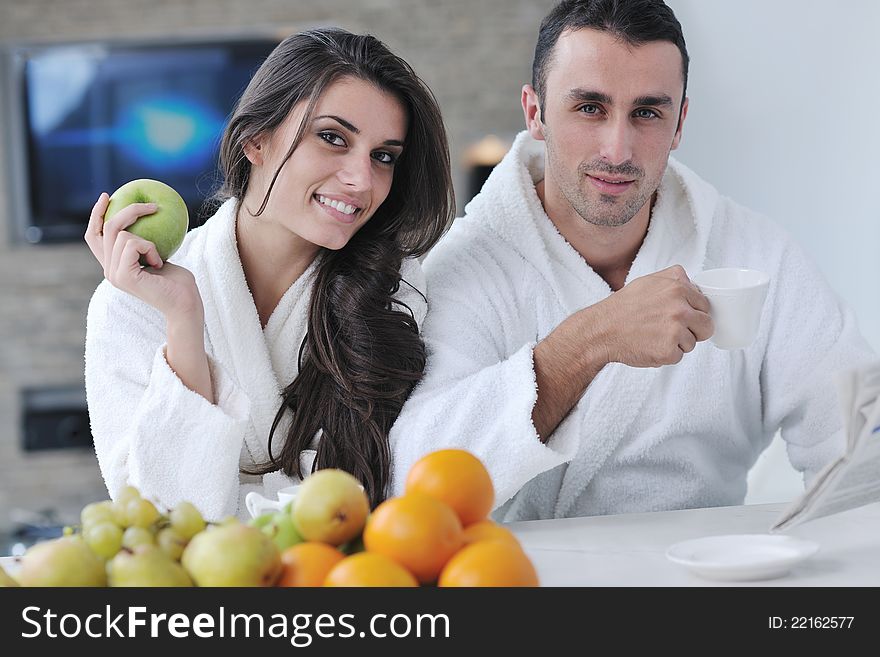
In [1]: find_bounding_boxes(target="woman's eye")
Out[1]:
[372,151,396,165]
[319,131,345,146]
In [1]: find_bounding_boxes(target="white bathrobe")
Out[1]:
[388,131,877,522]
[85,198,426,521]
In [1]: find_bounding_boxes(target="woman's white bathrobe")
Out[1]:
[388,131,877,522]
[85,198,426,521]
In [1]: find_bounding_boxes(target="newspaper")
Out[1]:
[771,362,880,532]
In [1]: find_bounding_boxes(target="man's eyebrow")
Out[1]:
[565,90,675,108]
[566,89,612,104]
[632,94,674,107]
[313,114,404,147]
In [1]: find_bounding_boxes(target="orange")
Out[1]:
[363,493,463,583]
[438,540,539,587]
[405,449,494,527]
[276,542,345,587]
[461,520,520,547]
[324,552,418,587]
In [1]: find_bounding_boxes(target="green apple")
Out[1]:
[264,511,305,551]
[104,179,189,261]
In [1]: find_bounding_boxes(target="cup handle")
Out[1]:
[245,491,281,519]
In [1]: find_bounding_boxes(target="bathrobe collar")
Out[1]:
[196,198,317,467]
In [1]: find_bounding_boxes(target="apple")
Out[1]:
[104,179,189,261]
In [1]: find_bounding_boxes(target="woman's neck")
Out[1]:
[235,203,320,328]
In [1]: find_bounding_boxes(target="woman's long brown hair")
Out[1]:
[211,29,453,507]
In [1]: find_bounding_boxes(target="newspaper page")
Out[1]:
[771,363,880,532]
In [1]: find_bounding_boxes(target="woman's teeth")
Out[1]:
[316,195,357,215]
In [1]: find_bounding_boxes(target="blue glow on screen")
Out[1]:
[118,95,224,171]
[19,39,278,239]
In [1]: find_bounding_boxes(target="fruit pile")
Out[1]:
[0,449,538,587]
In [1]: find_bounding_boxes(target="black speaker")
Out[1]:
[21,386,92,451]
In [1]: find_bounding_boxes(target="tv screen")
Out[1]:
[4,37,280,243]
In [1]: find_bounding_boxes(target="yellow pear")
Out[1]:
[293,469,369,546]
[17,536,107,587]
[109,545,192,587]
[182,523,280,586]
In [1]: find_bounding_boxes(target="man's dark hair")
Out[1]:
[532,0,689,115]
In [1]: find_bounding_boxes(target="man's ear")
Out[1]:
[243,134,265,165]
[522,84,546,142]
[671,96,689,151]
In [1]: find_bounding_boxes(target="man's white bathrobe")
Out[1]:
[388,131,877,522]
[85,198,426,521]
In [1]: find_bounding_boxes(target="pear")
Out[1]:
[293,469,369,546]
[0,563,19,587]
[109,545,192,587]
[17,536,107,587]
[182,523,281,587]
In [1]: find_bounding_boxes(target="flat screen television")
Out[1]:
[2,36,281,243]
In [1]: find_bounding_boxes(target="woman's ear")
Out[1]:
[243,135,265,165]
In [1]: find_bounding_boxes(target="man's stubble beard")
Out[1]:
[543,133,660,228]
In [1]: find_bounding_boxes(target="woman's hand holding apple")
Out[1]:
[85,193,214,402]
[85,193,203,323]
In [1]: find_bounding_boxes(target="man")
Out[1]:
[389,0,877,521]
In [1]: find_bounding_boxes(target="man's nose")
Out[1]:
[598,117,634,166]
[338,152,372,190]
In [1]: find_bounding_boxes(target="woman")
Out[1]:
[84,28,453,520]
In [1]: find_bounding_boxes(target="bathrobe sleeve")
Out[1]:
[759,236,879,485]
[85,281,252,519]
[389,231,580,508]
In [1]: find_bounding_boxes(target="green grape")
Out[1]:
[81,500,115,528]
[121,526,155,550]
[169,502,206,540]
[116,485,141,505]
[156,527,187,561]
[111,486,142,527]
[125,498,161,529]
[84,521,124,559]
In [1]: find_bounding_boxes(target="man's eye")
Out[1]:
[634,109,659,119]
[579,104,601,114]
[372,151,396,165]
[318,131,345,146]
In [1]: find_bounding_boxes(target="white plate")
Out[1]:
[665,534,819,582]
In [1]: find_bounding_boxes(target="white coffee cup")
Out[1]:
[692,268,770,350]
[245,485,300,519]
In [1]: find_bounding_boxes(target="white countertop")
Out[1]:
[508,501,880,586]
[4,502,878,586]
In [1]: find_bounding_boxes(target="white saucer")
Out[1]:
[665,534,819,582]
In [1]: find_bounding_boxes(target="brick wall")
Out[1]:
[0,0,556,525]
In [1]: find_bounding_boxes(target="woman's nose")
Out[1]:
[338,153,372,190]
